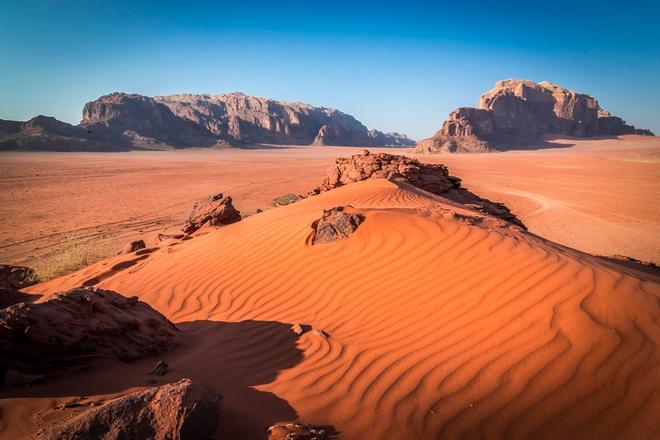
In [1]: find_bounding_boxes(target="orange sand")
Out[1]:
[1,135,658,269]
[2,173,658,438]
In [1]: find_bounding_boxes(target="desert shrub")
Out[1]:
[31,234,117,282]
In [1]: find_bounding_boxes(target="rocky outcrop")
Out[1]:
[183,193,241,234]
[309,149,461,195]
[417,79,654,153]
[308,150,525,228]
[267,421,330,440]
[36,379,220,440]
[154,93,415,147]
[0,287,177,387]
[81,93,221,148]
[311,207,365,245]
[119,239,146,254]
[0,116,120,151]
[2,92,413,150]
[0,264,37,290]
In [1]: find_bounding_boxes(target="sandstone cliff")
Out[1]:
[152,92,414,146]
[1,93,413,150]
[416,79,654,153]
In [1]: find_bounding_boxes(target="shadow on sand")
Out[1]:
[1,319,336,439]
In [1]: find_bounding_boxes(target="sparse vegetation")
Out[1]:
[31,234,118,282]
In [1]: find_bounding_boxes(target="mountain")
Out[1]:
[0,115,121,151]
[0,93,414,151]
[416,79,654,153]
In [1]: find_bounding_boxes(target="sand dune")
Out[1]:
[8,177,658,439]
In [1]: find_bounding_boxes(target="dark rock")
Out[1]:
[183,193,241,234]
[119,239,146,254]
[311,207,364,245]
[151,360,168,376]
[0,287,39,309]
[0,287,177,388]
[0,264,37,290]
[36,379,220,440]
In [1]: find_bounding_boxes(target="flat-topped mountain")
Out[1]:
[416,79,654,153]
[0,92,414,150]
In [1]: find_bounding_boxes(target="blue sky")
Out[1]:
[1,0,658,139]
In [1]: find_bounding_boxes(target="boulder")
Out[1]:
[36,379,220,440]
[119,239,146,254]
[0,264,37,290]
[183,193,241,234]
[271,193,302,207]
[416,79,654,153]
[267,421,330,440]
[311,207,365,245]
[0,287,177,388]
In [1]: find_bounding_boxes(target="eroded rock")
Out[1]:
[311,207,364,245]
[119,239,146,254]
[416,79,654,153]
[267,421,330,440]
[36,379,220,440]
[0,264,37,290]
[183,193,241,234]
[0,287,177,387]
[309,150,460,195]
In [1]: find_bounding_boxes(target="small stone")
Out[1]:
[292,323,304,336]
[151,360,168,376]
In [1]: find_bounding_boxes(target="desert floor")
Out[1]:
[1,135,658,267]
[0,136,659,439]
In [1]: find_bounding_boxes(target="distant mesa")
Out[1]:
[416,79,655,153]
[0,92,414,151]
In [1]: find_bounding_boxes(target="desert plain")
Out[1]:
[0,134,659,439]
[1,135,658,267]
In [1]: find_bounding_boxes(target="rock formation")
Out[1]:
[311,207,365,245]
[153,93,414,147]
[0,264,37,289]
[36,379,220,440]
[267,421,330,440]
[309,149,461,195]
[183,193,241,234]
[308,150,525,228]
[1,92,413,150]
[0,116,119,151]
[416,79,655,153]
[0,287,177,387]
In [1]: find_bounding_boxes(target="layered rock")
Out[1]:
[417,79,654,153]
[154,92,415,147]
[0,287,177,387]
[311,206,365,245]
[36,379,220,440]
[183,193,241,234]
[308,150,525,228]
[81,93,221,148]
[2,92,413,150]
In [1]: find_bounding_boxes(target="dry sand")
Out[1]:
[0,135,658,269]
[0,135,659,439]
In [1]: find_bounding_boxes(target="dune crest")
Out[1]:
[18,175,659,439]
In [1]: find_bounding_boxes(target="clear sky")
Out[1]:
[1,0,658,139]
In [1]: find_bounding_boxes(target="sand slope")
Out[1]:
[6,178,659,439]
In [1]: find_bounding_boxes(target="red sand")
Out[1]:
[0,136,659,439]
